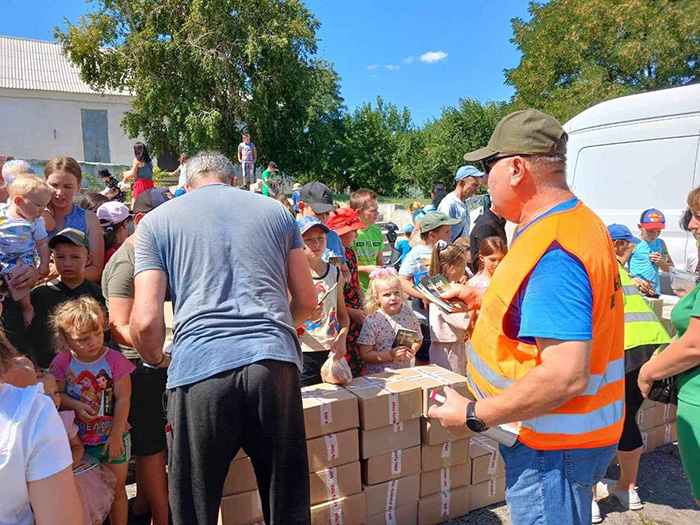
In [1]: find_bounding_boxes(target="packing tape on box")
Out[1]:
[325,433,339,462]
[440,467,451,492]
[320,401,333,426]
[441,441,452,458]
[472,436,499,475]
[388,392,400,425]
[440,490,450,518]
[665,423,673,444]
[488,478,497,498]
[385,479,399,511]
[384,508,397,525]
[636,409,644,425]
[325,467,339,501]
[393,422,404,433]
[641,431,649,452]
[664,404,672,421]
[391,449,402,475]
[330,498,344,525]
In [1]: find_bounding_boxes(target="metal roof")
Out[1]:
[0,35,128,96]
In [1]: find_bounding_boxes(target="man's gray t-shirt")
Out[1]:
[437,191,470,241]
[134,183,304,389]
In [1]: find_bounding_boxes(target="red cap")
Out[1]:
[326,207,366,236]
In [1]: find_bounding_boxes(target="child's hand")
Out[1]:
[649,252,663,264]
[75,402,97,423]
[103,432,124,463]
[331,336,347,358]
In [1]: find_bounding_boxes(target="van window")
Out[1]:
[570,136,699,210]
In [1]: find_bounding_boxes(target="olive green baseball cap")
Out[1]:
[420,211,460,233]
[464,109,568,162]
[49,228,89,249]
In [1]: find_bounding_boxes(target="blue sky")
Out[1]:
[1,0,531,124]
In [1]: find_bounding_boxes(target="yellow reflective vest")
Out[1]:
[619,263,670,350]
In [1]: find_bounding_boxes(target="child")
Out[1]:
[30,228,107,368]
[237,133,257,187]
[327,207,367,376]
[427,241,471,374]
[358,268,422,375]
[37,370,116,525]
[97,201,131,265]
[628,208,674,296]
[99,169,125,203]
[49,296,134,525]
[467,236,507,288]
[396,224,413,263]
[0,174,52,325]
[291,182,303,214]
[350,189,384,291]
[399,211,459,365]
[297,217,349,386]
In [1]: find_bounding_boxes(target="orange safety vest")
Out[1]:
[468,200,624,450]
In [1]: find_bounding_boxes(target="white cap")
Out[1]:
[97,201,131,225]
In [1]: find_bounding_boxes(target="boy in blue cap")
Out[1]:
[437,165,483,241]
[396,224,414,263]
[628,209,674,296]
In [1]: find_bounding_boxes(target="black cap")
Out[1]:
[268,161,278,169]
[132,188,172,214]
[98,168,111,178]
[300,182,335,214]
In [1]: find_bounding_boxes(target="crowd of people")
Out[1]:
[0,112,698,525]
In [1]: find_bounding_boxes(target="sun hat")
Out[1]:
[326,208,366,236]
[297,216,330,235]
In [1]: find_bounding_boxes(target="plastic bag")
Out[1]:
[321,354,352,385]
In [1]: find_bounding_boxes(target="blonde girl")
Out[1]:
[468,236,508,288]
[358,268,422,375]
[427,241,471,374]
[49,296,134,525]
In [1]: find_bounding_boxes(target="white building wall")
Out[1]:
[0,88,138,165]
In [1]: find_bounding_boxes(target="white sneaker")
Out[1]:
[592,499,603,524]
[597,478,644,511]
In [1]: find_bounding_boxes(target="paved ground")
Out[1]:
[127,444,698,524]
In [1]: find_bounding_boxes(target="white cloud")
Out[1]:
[419,51,448,64]
[367,64,379,70]
[403,56,416,64]
[385,64,400,70]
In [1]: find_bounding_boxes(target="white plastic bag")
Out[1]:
[320,354,352,385]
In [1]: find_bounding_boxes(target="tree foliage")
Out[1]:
[506,0,700,122]
[55,0,344,175]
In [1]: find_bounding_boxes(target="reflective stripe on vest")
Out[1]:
[469,201,625,450]
[618,265,670,350]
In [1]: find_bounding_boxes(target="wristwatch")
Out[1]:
[466,401,488,433]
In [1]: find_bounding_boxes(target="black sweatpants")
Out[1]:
[619,367,645,452]
[166,360,311,525]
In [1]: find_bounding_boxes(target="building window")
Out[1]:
[81,109,111,163]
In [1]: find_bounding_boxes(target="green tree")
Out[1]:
[506,0,700,122]
[334,97,414,195]
[410,98,510,192]
[55,0,344,172]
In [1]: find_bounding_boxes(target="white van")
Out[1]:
[564,84,700,275]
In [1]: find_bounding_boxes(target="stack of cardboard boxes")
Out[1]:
[468,437,506,511]
[219,450,263,525]
[637,398,678,453]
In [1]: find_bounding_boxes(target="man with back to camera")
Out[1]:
[429,110,625,525]
[130,151,317,525]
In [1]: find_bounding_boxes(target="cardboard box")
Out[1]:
[419,462,470,497]
[366,503,418,525]
[362,446,421,485]
[344,376,422,430]
[643,297,663,321]
[234,449,247,460]
[470,476,506,510]
[309,461,362,505]
[421,439,470,471]
[223,456,258,497]
[363,474,420,518]
[662,402,677,422]
[218,490,263,525]
[360,418,421,459]
[302,383,360,439]
[420,417,473,446]
[470,437,505,485]
[403,365,470,417]
[636,401,675,431]
[310,491,366,525]
[642,422,677,453]
[417,486,470,525]
[307,429,359,473]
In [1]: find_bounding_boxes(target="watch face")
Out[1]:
[466,418,487,433]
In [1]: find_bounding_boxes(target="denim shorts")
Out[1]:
[499,440,616,524]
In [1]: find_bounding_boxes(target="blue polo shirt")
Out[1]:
[505,198,593,343]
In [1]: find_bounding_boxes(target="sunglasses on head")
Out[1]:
[482,154,530,175]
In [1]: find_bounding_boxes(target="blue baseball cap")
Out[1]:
[455,165,484,182]
[297,216,329,235]
[607,224,640,244]
[403,224,414,234]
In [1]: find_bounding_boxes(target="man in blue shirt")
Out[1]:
[130,152,317,525]
[437,165,483,241]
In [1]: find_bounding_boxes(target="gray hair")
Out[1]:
[526,154,567,177]
[186,151,236,187]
